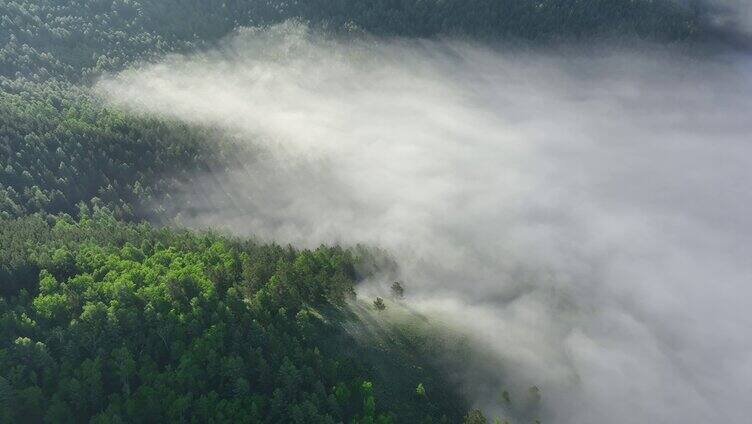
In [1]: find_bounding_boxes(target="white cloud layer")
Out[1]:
[97,23,752,423]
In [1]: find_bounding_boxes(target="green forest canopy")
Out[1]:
[0,212,468,422]
[0,0,718,82]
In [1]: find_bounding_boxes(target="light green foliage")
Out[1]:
[416,383,426,398]
[0,213,465,422]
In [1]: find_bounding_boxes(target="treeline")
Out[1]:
[0,211,466,422]
[1,0,708,82]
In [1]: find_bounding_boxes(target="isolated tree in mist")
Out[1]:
[391,281,404,299]
[374,297,386,310]
[528,386,542,405]
[500,389,511,404]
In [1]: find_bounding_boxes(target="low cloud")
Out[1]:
[97,23,752,423]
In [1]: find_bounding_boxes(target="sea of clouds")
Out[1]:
[97,23,752,423]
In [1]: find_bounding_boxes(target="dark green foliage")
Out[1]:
[0,213,464,422]
[301,0,703,41]
[0,79,241,221]
[1,0,710,83]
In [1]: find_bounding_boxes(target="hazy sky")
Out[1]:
[98,22,752,423]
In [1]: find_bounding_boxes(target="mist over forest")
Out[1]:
[2,1,751,423]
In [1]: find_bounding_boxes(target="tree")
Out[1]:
[361,381,377,422]
[390,281,404,299]
[373,297,386,310]
[113,346,136,396]
[500,389,511,404]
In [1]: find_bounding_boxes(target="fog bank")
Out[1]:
[98,23,752,423]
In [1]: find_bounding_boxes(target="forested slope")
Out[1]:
[0,1,731,422]
[0,212,467,423]
[0,79,243,221]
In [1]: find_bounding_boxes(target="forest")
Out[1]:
[0,0,720,82]
[1,0,743,423]
[1,211,472,422]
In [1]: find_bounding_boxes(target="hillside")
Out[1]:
[1,1,743,423]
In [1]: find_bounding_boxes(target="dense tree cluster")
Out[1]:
[1,0,276,81]
[1,0,709,82]
[302,0,703,41]
[0,78,240,221]
[0,211,466,422]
